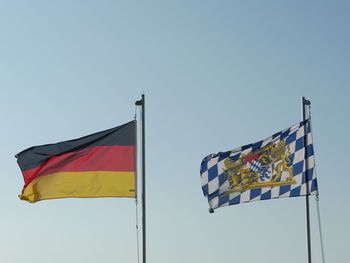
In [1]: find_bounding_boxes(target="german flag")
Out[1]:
[16,121,136,203]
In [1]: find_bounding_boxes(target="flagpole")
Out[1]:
[301,96,311,263]
[135,94,146,263]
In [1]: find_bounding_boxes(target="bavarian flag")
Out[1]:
[200,120,318,211]
[16,121,136,203]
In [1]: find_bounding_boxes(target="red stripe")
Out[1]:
[243,153,260,163]
[22,145,135,186]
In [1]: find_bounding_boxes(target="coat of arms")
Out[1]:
[223,140,295,194]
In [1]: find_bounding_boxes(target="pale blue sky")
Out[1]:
[1,1,349,262]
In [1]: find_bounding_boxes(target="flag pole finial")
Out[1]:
[135,94,144,106]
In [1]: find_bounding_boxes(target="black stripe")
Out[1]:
[16,121,135,171]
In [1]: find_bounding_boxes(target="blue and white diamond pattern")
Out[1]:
[200,120,318,211]
[250,160,262,173]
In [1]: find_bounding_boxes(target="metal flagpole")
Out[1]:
[301,96,312,263]
[135,94,146,263]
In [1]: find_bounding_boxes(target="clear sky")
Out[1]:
[1,1,349,262]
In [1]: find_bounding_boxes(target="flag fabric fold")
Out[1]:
[16,121,136,203]
[200,120,317,211]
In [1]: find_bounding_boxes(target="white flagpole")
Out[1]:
[301,96,312,263]
[135,95,146,263]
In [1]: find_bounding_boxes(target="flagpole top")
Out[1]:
[135,94,144,106]
[302,97,311,106]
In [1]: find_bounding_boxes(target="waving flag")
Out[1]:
[200,120,317,211]
[16,121,136,203]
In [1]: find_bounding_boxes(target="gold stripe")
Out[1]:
[19,171,136,203]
